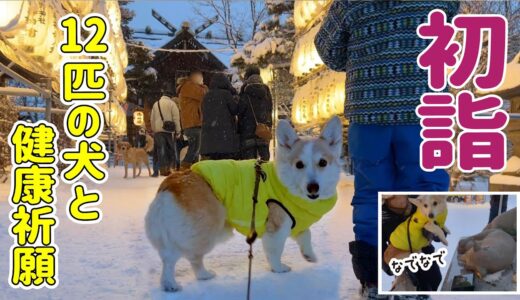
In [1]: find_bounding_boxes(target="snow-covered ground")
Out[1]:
[0,168,517,299]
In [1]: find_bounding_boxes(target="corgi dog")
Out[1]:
[408,195,450,245]
[385,195,450,263]
[119,142,152,178]
[145,117,343,292]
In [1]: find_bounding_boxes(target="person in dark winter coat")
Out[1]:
[238,68,273,161]
[200,74,239,160]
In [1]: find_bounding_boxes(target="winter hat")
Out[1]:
[244,65,260,80]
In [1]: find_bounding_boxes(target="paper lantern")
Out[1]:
[0,1,27,30]
[0,0,128,104]
[133,111,144,126]
[290,25,324,77]
[294,0,331,32]
[0,1,62,72]
[291,70,346,127]
[61,0,98,16]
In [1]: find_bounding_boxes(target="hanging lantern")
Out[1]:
[292,96,301,124]
[0,1,28,30]
[291,69,346,127]
[294,0,332,32]
[290,25,324,78]
[302,100,308,124]
[0,0,128,103]
[61,0,98,16]
[133,111,144,126]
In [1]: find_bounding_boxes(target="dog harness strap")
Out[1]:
[246,159,265,300]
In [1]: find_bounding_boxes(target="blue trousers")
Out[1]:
[349,124,450,247]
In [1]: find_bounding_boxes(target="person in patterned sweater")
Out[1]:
[315,1,459,298]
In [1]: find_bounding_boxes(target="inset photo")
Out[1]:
[379,193,518,295]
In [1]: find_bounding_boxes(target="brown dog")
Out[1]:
[119,142,152,178]
[113,139,124,167]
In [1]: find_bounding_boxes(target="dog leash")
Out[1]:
[246,160,266,300]
[406,216,413,254]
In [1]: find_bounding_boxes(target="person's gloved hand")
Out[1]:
[422,227,449,243]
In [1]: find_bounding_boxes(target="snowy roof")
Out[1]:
[152,29,227,71]
[477,51,520,99]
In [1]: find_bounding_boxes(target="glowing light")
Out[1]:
[0,1,26,29]
[133,111,144,126]
[290,25,324,78]
[291,70,346,127]
[294,0,332,32]
[0,0,128,103]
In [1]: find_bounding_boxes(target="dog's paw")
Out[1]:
[302,252,317,263]
[162,282,181,293]
[196,270,216,281]
[271,263,291,273]
[444,227,451,235]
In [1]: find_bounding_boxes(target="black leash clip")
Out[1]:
[254,160,267,183]
[246,231,257,245]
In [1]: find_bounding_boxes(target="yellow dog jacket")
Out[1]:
[389,210,447,252]
[191,160,337,237]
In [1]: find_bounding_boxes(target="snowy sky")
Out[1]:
[128,0,250,67]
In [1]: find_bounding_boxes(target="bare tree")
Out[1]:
[193,0,267,50]
[249,0,266,40]
[460,0,520,62]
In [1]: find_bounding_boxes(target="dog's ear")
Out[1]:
[320,116,343,157]
[320,116,343,156]
[276,119,299,149]
[408,197,422,207]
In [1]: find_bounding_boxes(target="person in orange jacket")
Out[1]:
[177,70,208,168]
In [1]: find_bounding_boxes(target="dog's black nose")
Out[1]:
[307,182,319,194]
[428,213,434,219]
